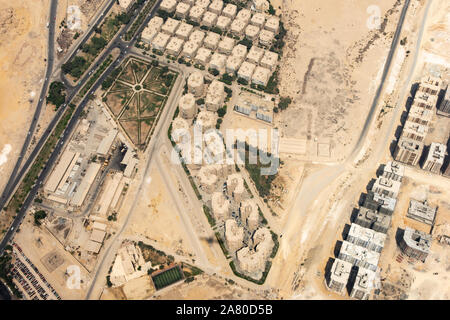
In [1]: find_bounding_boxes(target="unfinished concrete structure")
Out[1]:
[239,199,259,232]
[218,37,235,55]
[211,191,230,221]
[189,5,205,22]
[364,192,397,216]
[209,52,227,72]
[371,177,401,199]
[398,227,432,262]
[394,136,424,166]
[202,11,218,27]
[251,66,271,86]
[260,50,278,70]
[141,16,164,43]
[205,79,225,112]
[407,199,437,226]
[238,61,256,82]
[407,105,433,126]
[438,86,450,116]
[181,40,200,58]
[166,36,185,56]
[179,93,197,119]
[208,0,223,15]
[422,142,446,174]
[160,0,177,13]
[225,219,244,252]
[222,3,237,18]
[381,161,404,182]
[175,1,191,18]
[338,241,380,272]
[194,47,212,66]
[226,173,245,203]
[402,121,428,142]
[354,207,392,234]
[346,223,386,253]
[326,258,353,294]
[175,22,194,40]
[187,71,205,97]
[216,15,232,31]
[151,32,171,51]
[203,31,221,50]
[417,75,442,96]
[246,45,265,64]
[349,267,377,300]
[161,18,180,35]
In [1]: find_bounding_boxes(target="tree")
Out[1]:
[46,81,66,108]
[34,210,47,226]
[278,96,292,110]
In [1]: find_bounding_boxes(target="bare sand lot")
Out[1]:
[0,0,49,195]
[274,0,403,161]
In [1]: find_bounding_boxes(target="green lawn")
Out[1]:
[152,266,184,290]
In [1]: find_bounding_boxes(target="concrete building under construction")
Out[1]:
[354,206,392,234]
[346,223,386,253]
[394,136,424,166]
[371,176,401,199]
[407,199,437,226]
[422,142,446,174]
[381,161,404,182]
[398,227,432,262]
[363,191,397,216]
[348,267,377,300]
[337,240,380,272]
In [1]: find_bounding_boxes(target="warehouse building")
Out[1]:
[44,150,80,194]
[70,162,101,207]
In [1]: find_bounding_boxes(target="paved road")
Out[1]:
[0,0,162,255]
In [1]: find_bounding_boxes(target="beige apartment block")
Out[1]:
[236,8,251,24]
[250,12,266,28]
[182,40,200,58]
[232,44,248,60]
[259,29,274,47]
[196,110,217,131]
[189,29,206,45]
[141,16,164,43]
[230,19,247,36]
[222,3,237,18]
[118,0,134,10]
[260,50,278,70]
[175,2,191,19]
[245,24,260,40]
[202,11,218,27]
[196,0,210,8]
[225,219,244,253]
[251,66,271,86]
[189,5,205,22]
[182,0,195,4]
[161,18,181,35]
[160,0,177,13]
[209,52,227,72]
[188,71,205,97]
[216,15,232,31]
[218,37,235,55]
[246,45,265,64]
[166,37,185,56]
[238,61,256,82]
[265,15,279,33]
[226,55,243,74]
[175,22,194,39]
[195,47,212,66]
[206,79,225,111]
[204,31,221,50]
[152,32,171,51]
[252,0,269,12]
[179,93,197,119]
[208,0,223,15]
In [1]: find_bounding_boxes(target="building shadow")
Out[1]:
[418,144,430,168]
[366,178,376,193]
[334,240,342,258]
[346,266,359,296]
[389,139,398,157]
[324,257,335,285]
[341,224,351,240]
[394,125,404,140]
[376,164,386,178]
[395,227,405,247]
[351,207,360,222]
[410,82,419,97]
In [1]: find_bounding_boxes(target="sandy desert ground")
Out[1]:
[0,0,49,194]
